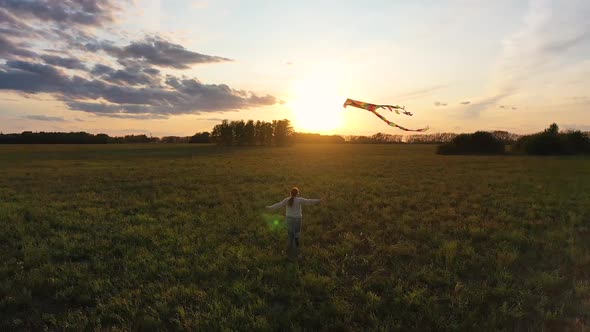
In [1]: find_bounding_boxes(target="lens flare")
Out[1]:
[262,213,284,232]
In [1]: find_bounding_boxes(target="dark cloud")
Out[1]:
[0,60,276,116]
[143,67,160,76]
[0,60,69,93]
[434,101,447,107]
[0,35,37,58]
[0,1,276,119]
[460,101,470,105]
[0,0,119,26]
[88,37,232,69]
[24,114,65,121]
[91,111,169,120]
[90,63,161,86]
[103,69,159,86]
[91,63,114,75]
[40,54,86,70]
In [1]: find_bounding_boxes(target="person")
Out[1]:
[266,187,321,258]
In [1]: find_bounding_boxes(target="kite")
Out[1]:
[343,98,429,132]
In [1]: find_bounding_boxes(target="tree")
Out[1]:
[244,120,255,145]
[492,131,520,144]
[232,120,246,145]
[254,121,264,146]
[272,119,293,146]
[211,120,234,146]
[262,122,274,146]
[514,123,589,155]
[545,123,559,135]
[189,132,211,143]
[437,131,504,155]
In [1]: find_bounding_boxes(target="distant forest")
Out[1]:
[1,119,587,147]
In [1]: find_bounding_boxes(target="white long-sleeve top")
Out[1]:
[267,197,321,218]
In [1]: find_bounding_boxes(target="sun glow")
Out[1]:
[288,73,346,134]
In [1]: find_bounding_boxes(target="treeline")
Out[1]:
[211,119,293,146]
[348,133,403,144]
[513,123,589,155]
[437,124,590,155]
[293,133,345,144]
[0,132,176,144]
[0,131,214,144]
[4,124,584,151]
[0,131,112,144]
[406,131,520,144]
[437,132,505,155]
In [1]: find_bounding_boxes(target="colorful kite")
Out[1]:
[343,98,429,132]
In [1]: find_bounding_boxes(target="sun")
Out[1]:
[288,75,345,134]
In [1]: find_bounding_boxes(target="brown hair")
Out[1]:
[288,187,299,206]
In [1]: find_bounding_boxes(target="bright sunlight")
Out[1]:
[288,73,345,134]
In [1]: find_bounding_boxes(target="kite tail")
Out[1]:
[344,98,428,132]
[381,105,411,116]
[370,109,428,132]
[390,123,430,132]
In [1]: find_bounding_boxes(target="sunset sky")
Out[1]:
[1,0,589,136]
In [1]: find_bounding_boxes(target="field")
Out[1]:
[0,143,589,330]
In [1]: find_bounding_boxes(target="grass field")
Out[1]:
[0,143,589,330]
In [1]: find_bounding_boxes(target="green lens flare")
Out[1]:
[263,213,283,232]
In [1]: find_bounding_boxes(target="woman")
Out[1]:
[266,187,321,258]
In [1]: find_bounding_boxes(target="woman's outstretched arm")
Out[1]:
[266,198,287,209]
[300,198,321,205]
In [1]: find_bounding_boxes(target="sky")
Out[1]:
[0,0,589,136]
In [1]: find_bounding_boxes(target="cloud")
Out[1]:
[0,0,277,119]
[0,0,119,27]
[90,63,160,86]
[462,92,512,118]
[0,60,276,116]
[494,0,590,91]
[461,0,590,119]
[24,115,66,122]
[40,54,86,70]
[92,112,169,120]
[569,96,590,104]
[460,101,470,105]
[434,101,447,107]
[91,63,114,75]
[0,35,37,59]
[498,104,519,110]
[396,84,449,101]
[88,37,233,69]
[0,60,70,93]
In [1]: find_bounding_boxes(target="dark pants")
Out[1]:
[286,217,302,256]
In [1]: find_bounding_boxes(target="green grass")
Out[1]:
[0,144,589,330]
